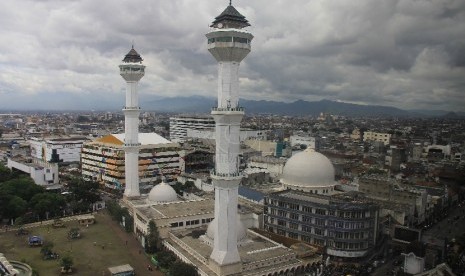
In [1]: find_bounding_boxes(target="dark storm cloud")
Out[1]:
[0,0,464,111]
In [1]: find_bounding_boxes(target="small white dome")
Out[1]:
[281,149,335,189]
[148,181,178,203]
[206,217,247,242]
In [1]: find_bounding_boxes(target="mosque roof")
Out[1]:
[122,47,143,63]
[281,149,335,189]
[210,4,250,29]
[148,181,178,203]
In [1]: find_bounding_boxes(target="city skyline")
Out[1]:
[0,0,464,112]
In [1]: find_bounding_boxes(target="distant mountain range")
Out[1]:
[143,96,465,117]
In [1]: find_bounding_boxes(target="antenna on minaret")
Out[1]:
[131,40,134,49]
[229,0,232,6]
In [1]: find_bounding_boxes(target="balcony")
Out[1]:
[211,107,244,112]
[210,169,242,179]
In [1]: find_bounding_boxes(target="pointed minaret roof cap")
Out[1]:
[210,3,250,29]
[122,46,143,63]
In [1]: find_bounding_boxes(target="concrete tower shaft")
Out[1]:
[207,4,252,274]
[120,47,145,198]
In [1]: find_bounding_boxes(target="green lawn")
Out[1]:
[0,213,135,275]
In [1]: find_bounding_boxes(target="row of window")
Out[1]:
[170,217,213,228]
[207,37,251,44]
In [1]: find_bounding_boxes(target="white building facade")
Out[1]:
[29,136,87,163]
[170,116,215,143]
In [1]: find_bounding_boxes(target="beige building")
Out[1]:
[363,131,391,145]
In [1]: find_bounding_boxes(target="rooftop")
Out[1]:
[211,4,250,29]
[122,47,143,63]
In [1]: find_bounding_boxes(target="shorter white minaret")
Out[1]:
[119,47,145,198]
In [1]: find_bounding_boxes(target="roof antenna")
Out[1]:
[229,0,232,6]
[131,40,134,49]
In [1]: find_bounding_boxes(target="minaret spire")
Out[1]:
[119,46,145,198]
[206,2,253,275]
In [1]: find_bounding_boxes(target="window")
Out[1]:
[277,220,286,227]
[289,203,299,210]
[289,223,298,230]
[302,216,312,223]
[302,206,312,213]
[289,232,298,239]
[315,208,326,215]
[314,228,324,236]
[290,213,299,220]
[315,218,325,226]
[278,210,287,217]
[302,226,311,233]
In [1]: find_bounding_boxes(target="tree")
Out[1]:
[60,255,73,272]
[67,177,101,210]
[169,261,198,276]
[68,228,81,239]
[5,196,27,223]
[41,241,55,255]
[155,250,176,269]
[30,193,67,219]
[146,220,161,254]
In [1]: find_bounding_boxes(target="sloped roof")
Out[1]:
[112,133,172,145]
[211,4,250,28]
[96,135,124,145]
[122,47,143,63]
[95,133,172,146]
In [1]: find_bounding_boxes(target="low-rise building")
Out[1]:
[7,157,59,187]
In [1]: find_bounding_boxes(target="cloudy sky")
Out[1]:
[0,0,464,111]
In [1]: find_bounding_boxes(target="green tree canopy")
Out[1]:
[5,196,27,220]
[146,220,161,254]
[169,261,198,276]
[30,193,66,219]
[61,255,73,270]
[0,176,45,202]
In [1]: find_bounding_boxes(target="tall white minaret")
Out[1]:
[119,47,145,198]
[206,2,253,273]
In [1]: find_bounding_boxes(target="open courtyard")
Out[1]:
[0,212,161,275]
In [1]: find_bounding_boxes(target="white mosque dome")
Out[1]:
[206,217,247,242]
[148,181,178,203]
[281,149,335,190]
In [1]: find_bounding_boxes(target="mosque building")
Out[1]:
[264,149,380,261]
[122,3,310,276]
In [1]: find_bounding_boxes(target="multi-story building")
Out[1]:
[264,190,379,260]
[81,133,184,190]
[363,131,391,145]
[169,116,215,143]
[29,136,88,163]
[385,146,407,172]
[264,149,380,260]
[358,176,428,225]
